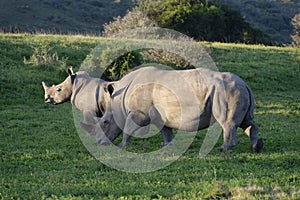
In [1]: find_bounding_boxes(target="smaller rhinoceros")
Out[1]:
[42,67,120,144]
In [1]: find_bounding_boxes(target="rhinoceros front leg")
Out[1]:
[221,124,238,151]
[118,134,131,147]
[118,111,151,147]
[80,110,98,136]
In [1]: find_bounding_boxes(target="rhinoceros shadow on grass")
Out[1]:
[42,66,263,152]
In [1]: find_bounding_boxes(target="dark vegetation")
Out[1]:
[219,0,300,44]
[135,0,271,44]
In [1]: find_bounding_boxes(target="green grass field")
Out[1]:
[0,34,299,199]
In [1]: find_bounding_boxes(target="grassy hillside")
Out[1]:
[0,34,299,199]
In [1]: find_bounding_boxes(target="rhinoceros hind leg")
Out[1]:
[118,111,151,147]
[252,138,263,153]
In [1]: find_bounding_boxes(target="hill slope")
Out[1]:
[0,0,133,34]
[218,0,300,44]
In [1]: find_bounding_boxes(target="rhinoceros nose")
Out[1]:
[44,96,53,104]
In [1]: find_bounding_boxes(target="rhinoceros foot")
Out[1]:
[161,141,174,147]
[252,138,263,153]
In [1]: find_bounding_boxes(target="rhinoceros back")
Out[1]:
[114,67,220,131]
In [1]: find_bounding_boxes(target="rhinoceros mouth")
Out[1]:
[45,97,57,105]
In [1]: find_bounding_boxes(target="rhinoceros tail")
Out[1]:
[240,84,255,128]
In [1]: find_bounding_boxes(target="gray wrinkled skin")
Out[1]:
[42,67,119,144]
[100,67,263,152]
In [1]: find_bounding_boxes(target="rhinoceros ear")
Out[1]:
[104,83,115,96]
[67,66,77,84]
[67,66,74,76]
[42,81,49,90]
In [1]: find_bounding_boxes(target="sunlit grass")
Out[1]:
[0,34,299,199]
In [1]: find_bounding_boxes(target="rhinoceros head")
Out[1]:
[80,82,122,145]
[42,67,76,105]
[99,82,123,143]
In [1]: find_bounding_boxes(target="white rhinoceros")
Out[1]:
[42,67,120,144]
[42,66,263,152]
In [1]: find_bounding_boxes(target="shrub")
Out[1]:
[80,41,144,80]
[102,9,157,37]
[24,45,68,72]
[102,50,143,81]
[80,34,204,81]
[136,0,271,44]
[291,13,300,46]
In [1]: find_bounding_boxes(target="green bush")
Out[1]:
[82,45,194,81]
[82,33,198,80]
[24,45,68,72]
[136,0,271,44]
[102,9,157,37]
[102,50,143,81]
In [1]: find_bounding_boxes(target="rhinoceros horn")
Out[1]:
[42,81,49,90]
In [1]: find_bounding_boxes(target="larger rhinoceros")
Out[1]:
[97,66,263,152]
